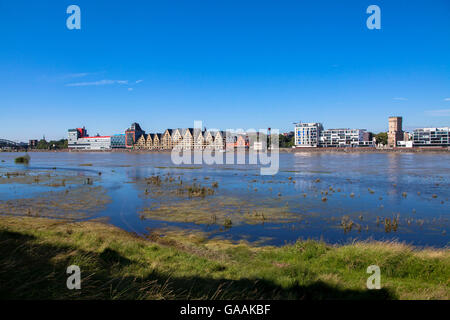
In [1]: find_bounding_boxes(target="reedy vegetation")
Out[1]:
[0,216,448,300]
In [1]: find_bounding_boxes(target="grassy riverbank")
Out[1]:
[0,216,448,300]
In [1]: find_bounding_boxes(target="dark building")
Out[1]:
[28,140,38,148]
[125,122,145,148]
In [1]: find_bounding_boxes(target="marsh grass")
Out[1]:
[0,186,111,220]
[0,216,448,300]
[140,196,302,226]
[0,170,96,187]
[14,155,30,164]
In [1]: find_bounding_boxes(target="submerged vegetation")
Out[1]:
[14,154,30,164]
[0,186,111,220]
[0,216,448,300]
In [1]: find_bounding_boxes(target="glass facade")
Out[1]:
[111,134,126,148]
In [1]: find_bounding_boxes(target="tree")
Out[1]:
[36,139,49,150]
[279,134,294,148]
[375,132,388,145]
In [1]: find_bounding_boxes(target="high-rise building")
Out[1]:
[388,116,404,147]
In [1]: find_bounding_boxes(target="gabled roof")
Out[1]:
[193,129,204,140]
[182,128,194,136]
[214,131,226,138]
[172,128,183,136]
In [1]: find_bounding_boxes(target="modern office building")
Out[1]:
[412,127,450,147]
[388,116,404,148]
[68,127,111,150]
[294,123,324,147]
[111,134,126,148]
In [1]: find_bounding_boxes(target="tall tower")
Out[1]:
[388,116,404,147]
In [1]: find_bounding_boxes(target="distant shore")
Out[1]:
[2,147,449,154]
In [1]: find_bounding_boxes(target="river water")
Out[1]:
[0,151,448,247]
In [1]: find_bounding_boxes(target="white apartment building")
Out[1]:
[294,123,324,147]
[412,127,450,147]
[294,123,374,148]
[320,129,373,147]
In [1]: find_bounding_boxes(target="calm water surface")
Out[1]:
[0,152,448,247]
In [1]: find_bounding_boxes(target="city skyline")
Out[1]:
[1,0,450,141]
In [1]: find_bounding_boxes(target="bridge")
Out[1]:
[0,139,28,149]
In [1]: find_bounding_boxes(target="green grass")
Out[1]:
[0,216,448,300]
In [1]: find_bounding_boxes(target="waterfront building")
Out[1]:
[294,122,374,148]
[225,134,236,149]
[412,127,450,147]
[319,129,373,148]
[236,134,248,148]
[145,134,153,149]
[151,133,162,149]
[403,132,412,141]
[397,141,413,148]
[194,130,205,150]
[204,130,215,149]
[111,134,126,148]
[172,128,183,149]
[181,128,194,150]
[68,127,111,150]
[135,134,147,150]
[125,122,145,148]
[294,123,323,147]
[388,116,404,148]
[161,129,174,150]
[213,131,226,150]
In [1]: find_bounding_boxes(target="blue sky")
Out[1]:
[1,0,449,141]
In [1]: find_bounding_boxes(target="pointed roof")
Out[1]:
[182,128,194,137]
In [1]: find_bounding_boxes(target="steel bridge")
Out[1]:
[0,139,27,148]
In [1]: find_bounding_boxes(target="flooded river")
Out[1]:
[0,151,448,247]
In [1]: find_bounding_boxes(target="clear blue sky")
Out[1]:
[1,0,449,141]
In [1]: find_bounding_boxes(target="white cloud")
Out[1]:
[425,109,450,116]
[66,72,90,78]
[393,97,408,101]
[66,79,128,87]
[135,80,143,84]
[444,98,450,101]
[128,88,133,91]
